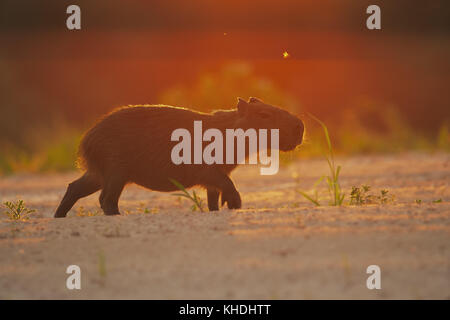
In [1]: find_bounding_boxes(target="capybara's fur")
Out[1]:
[54,97,304,217]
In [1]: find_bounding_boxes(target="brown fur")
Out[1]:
[54,97,304,217]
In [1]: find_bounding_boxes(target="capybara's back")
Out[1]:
[55,97,304,217]
[78,105,209,190]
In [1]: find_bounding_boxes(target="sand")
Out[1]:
[0,153,449,299]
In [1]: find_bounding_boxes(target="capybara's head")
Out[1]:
[234,97,304,151]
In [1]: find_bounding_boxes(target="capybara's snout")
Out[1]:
[281,116,304,151]
[294,119,304,146]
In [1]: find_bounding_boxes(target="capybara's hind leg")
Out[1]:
[99,176,125,216]
[207,188,220,211]
[54,173,102,218]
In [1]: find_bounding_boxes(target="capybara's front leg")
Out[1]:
[207,188,220,211]
[54,173,101,218]
[204,170,241,210]
[221,187,242,209]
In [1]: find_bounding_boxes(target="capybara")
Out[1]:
[54,97,304,217]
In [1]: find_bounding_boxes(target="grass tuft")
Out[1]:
[169,178,205,212]
[3,200,35,220]
[350,185,395,205]
[299,114,344,206]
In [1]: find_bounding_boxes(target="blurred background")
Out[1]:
[0,0,449,174]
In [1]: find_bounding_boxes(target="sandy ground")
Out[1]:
[0,153,449,299]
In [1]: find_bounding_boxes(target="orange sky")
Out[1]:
[1,1,449,135]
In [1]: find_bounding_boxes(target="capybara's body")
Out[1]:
[54,97,304,217]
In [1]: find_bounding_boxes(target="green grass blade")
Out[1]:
[298,190,321,206]
[308,112,333,155]
[169,178,187,192]
[339,193,345,205]
[336,165,341,180]
[169,178,204,212]
[312,175,326,189]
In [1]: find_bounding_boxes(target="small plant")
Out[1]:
[169,178,205,212]
[296,114,396,208]
[3,200,35,220]
[138,202,159,214]
[379,189,393,204]
[76,206,101,217]
[432,199,442,203]
[415,199,422,205]
[350,185,394,205]
[350,185,372,205]
[299,114,344,206]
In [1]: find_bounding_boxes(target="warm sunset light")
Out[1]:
[0,0,448,306]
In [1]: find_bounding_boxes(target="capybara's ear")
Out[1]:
[248,97,262,103]
[237,97,249,116]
